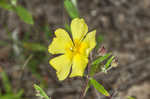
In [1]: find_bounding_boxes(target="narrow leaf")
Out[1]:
[34,84,50,99]
[92,53,112,66]
[0,1,13,11]
[71,0,77,7]
[89,78,110,96]
[15,90,24,97]
[23,42,47,52]
[90,53,112,76]
[0,70,12,93]
[15,5,34,24]
[64,0,79,19]
[105,56,115,69]
[128,96,135,99]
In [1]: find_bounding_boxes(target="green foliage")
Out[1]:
[105,56,114,68]
[34,84,51,99]
[71,0,77,7]
[0,0,34,24]
[15,5,34,24]
[23,42,47,52]
[0,91,23,99]
[90,53,112,76]
[128,96,136,99]
[89,78,110,96]
[0,70,24,99]
[0,1,13,11]
[0,70,12,93]
[64,0,79,19]
[92,53,112,66]
[101,55,115,73]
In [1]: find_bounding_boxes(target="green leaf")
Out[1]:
[89,78,110,96]
[105,56,115,69]
[34,84,50,99]
[15,90,24,97]
[0,91,23,99]
[64,0,79,19]
[0,70,12,93]
[71,0,77,7]
[23,42,47,52]
[92,53,112,66]
[0,93,18,99]
[89,64,99,76]
[15,5,34,24]
[0,1,14,11]
[90,53,112,76]
[128,96,136,99]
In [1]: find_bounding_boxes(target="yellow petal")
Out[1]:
[48,28,73,54]
[71,18,88,42]
[70,54,88,77]
[83,30,96,56]
[49,54,72,81]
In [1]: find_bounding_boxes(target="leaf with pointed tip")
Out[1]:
[64,0,79,19]
[89,78,110,96]
[0,1,14,11]
[90,53,112,76]
[0,70,12,93]
[105,56,115,69]
[34,84,50,99]
[15,5,34,24]
[92,53,112,66]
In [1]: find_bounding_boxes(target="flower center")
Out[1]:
[71,39,87,56]
[66,39,88,60]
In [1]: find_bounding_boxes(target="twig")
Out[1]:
[19,54,33,81]
[22,54,33,70]
[79,77,89,99]
[80,52,93,99]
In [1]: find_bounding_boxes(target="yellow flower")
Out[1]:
[48,18,96,81]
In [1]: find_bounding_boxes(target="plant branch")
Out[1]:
[79,77,89,99]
